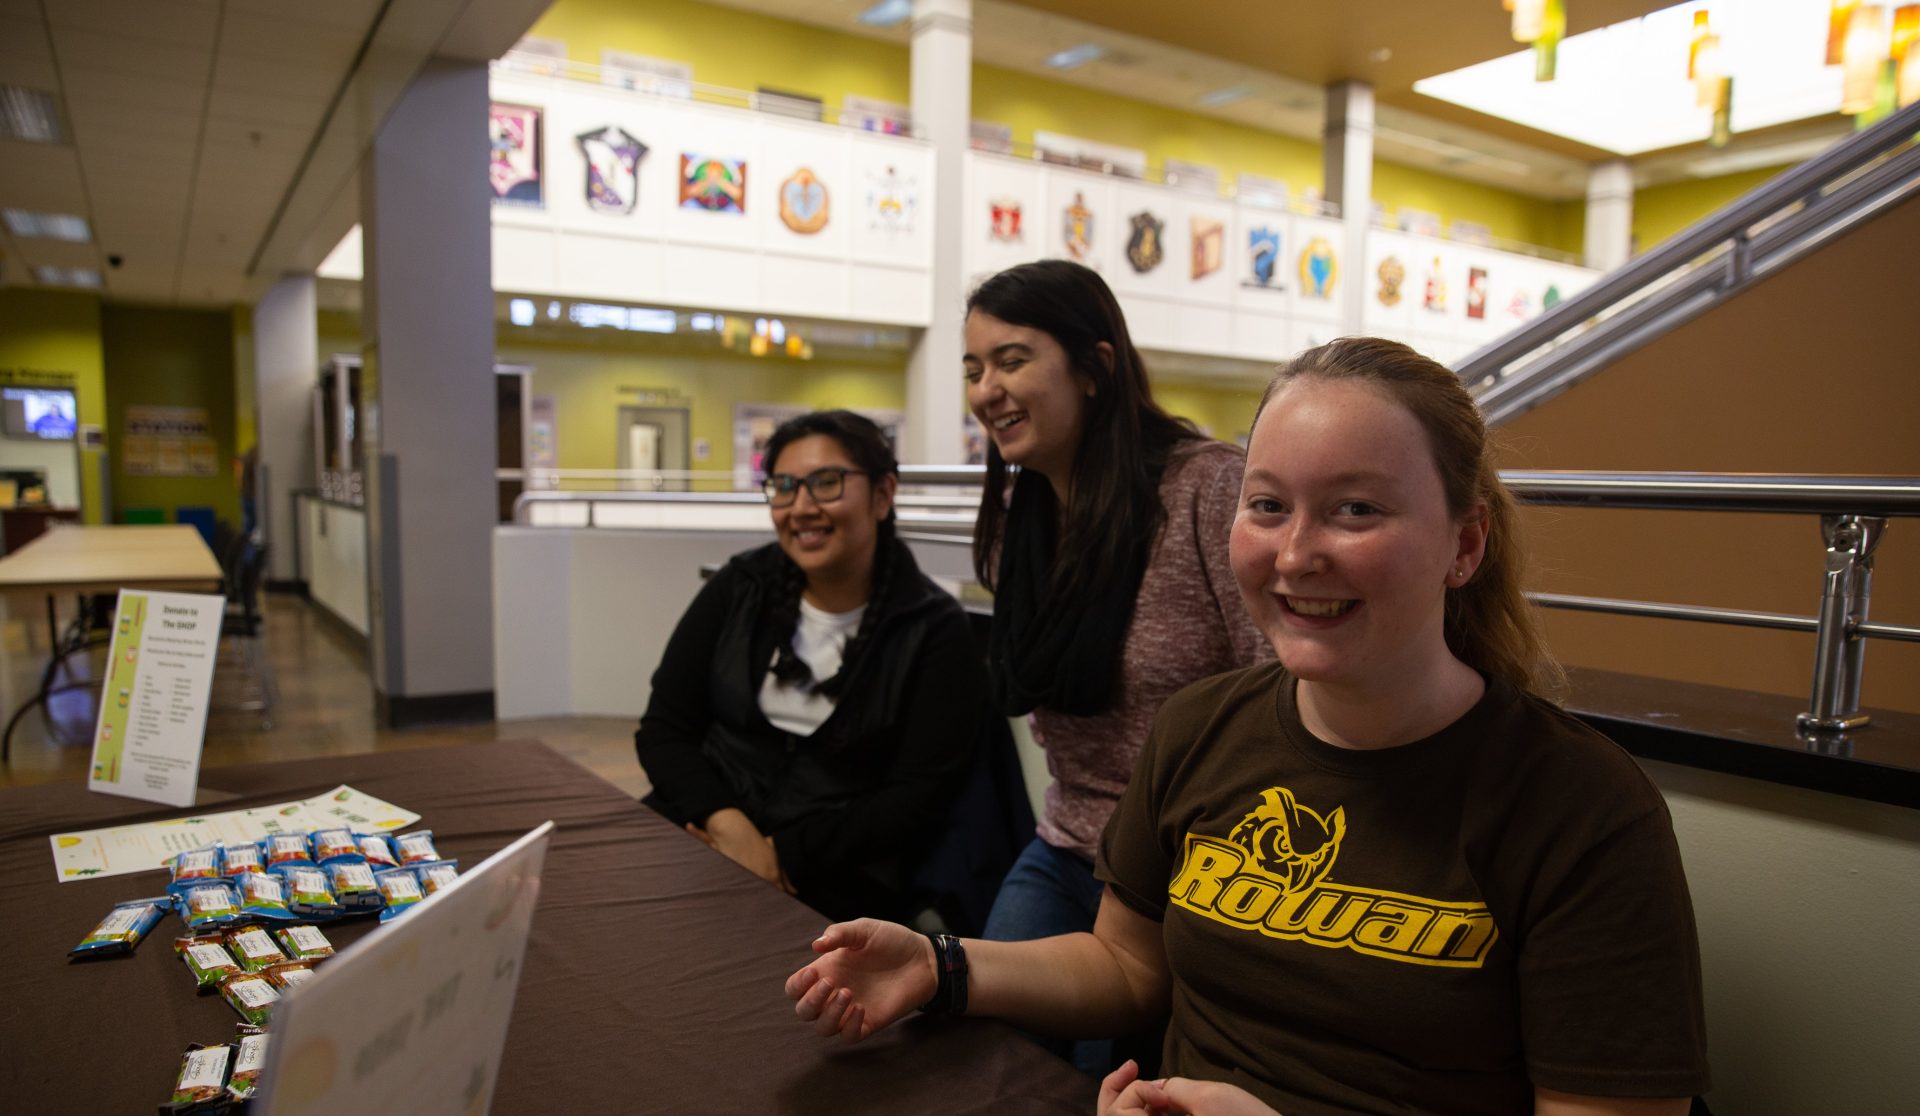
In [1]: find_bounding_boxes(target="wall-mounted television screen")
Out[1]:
[2,387,77,441]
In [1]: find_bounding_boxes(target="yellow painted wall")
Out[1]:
[1632,163,1796,254]
[1151,379,1264,445]
[0,290,107,522]
[101,304,242,527]
[231,305,256,454]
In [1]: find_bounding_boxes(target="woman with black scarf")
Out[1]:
[961,260,1271,1069]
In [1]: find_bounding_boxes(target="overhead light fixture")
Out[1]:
[1045,44,1106,70]
[855,0,911,28]
[33,266,101,289]
[508,298,535,327]
[2,209,91,241]
[0,86,64,143]
[1199,85,1253,107]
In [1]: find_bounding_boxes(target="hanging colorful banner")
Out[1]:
[1190,218,1224,280]
[1063,192,1093,260]
[1466,266,1489,320]
[864,165,916,236]
[489,103,543,209]
[1298,237,1337,299]
[1423,257,1448,313]
[1376,255,1406,307]
[1245,227,1281,289]
[779,167,830,234]
[679,154,747,213]
[576,126,646,215]
[1126,211,1165,273]
[989,198,1023,242]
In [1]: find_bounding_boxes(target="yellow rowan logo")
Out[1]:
[1169,786,1500,968]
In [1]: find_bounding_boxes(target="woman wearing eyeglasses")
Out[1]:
[634,410,990,922]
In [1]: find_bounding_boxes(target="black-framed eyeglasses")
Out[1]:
[762,467,870,508]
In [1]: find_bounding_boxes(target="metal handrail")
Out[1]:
[1503,472,1920,516]
[1457,98,1920,416]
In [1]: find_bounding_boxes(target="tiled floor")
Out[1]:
[0,591,653,799]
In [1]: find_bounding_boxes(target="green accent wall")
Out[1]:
[101,304,241,528]
[0,289,107,522]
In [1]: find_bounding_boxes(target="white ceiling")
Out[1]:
[0,0,551,306]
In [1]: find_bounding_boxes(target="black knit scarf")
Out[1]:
[988,469,1151,717]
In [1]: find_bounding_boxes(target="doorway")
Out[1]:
[616,406,691,491]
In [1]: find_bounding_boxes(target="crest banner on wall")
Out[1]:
[1466,266,1488,320]
[779,167,830,234]
[1245,227,1281,289]
[989,198,1023,242]
[865,165,916,235]
[1126,211,1164,273]
[489,103,543,208]
[576,126,646,215]
[1298,237,1337,299]
[1063,192,1093,259]
[1376,256,1406,307]
[1190,219,1224,280]
[679,154,747,213]
[1423,257,1448,313]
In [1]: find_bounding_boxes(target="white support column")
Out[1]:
[1585,158,1635,271]
[251,274,316,584]
[1323,80,1374,337]
[904,0,971,465]
[358,58,497,724]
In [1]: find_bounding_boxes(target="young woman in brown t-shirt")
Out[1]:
[783,339,1708,1115]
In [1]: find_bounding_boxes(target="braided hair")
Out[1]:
[761,410,900,701]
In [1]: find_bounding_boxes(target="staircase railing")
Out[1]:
[1458,99,1920,424]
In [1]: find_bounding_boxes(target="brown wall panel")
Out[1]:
[1498,190,1920,713]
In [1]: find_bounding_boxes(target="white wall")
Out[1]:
[299,495,368,637]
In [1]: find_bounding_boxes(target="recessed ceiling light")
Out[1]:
[855,0,911,28]
[3,209,91,242]
[33,266,101,289]
[0,86,65,144]
[1199,85,1253,107]
[1045,44,1106,71]
[1370,47,1393,63]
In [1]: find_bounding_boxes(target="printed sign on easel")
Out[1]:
[87,589,224,808]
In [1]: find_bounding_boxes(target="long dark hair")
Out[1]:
[966,260,1199,596]
[760,410,900,700]
[1255,338,1565,700]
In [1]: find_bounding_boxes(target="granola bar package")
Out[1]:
[279,866,343,921]
[310,827,359,866]
[273,923,335,962]
[391,829,441,866]
[263,960,319,991]
[223,925,290,973]
[177,882,245,933]
[221,840,264,878]
[68,896,170,961]
[327,861,382,913]
[416,860,460,897]
[261,831,315,872]
[356,833,400,870]
[219,972,281,1027]
[235,871,298,923]
[375,866,424,922]
[160,1042,232,1114]
[227,1028,268,1104]
[177,934,243,992]
[166,846,222,895]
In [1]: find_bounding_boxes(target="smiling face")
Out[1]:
[1230,377,1486,692]
[963,311,1093,486]
[766,434,894,596]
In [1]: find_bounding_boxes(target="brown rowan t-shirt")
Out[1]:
[1097,663,1710,1115]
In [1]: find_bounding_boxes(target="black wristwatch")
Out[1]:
[918,932,969,1016]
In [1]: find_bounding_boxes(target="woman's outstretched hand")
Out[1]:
[785,919,939,1044]
[1098,1061,1282,1116]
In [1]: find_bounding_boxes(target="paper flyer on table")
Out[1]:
[48,785,421,882]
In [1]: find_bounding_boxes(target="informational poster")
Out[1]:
[123,405,219,477]
[87,589,224,808]
[49,784,421,882]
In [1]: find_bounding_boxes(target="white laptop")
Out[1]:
[254,821,554,1115]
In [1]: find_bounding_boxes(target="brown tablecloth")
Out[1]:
[0,740,1092,1113]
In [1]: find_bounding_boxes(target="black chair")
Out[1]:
[218,530,276,725]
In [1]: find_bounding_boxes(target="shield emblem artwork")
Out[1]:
[1063,192,1093,260]
[1376,256,1406,307]
[1542,283,1563,310]
[1466,266,1489,320]
[990,198,1023,242]
[679,154,747,213]
[1246,227,1280,288]
[577,126,646,215]
[489,102,543,208]
[866,166,916,235]
[1423,257,1447,313]
[1508,289,1533,319]
[1126,211,1165,273]
[779,167,829,234]
[1190,219,1224,280]
[1298,237,1337,299]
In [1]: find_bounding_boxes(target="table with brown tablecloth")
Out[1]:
[0,740,1093,1113]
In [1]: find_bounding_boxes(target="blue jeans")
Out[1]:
[983,836,1112,1076]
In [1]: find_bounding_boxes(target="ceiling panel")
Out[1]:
[0,141,88,212]
[62,68,209,118]
[226,0,386,35]
[55,29,212,84]
[45,0,220,49]
[11,237,102,270]
[213,54,342,100]
[220,9,365,65]
[204,87,328,130]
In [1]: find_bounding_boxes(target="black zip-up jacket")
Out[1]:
[635,539,989,920]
